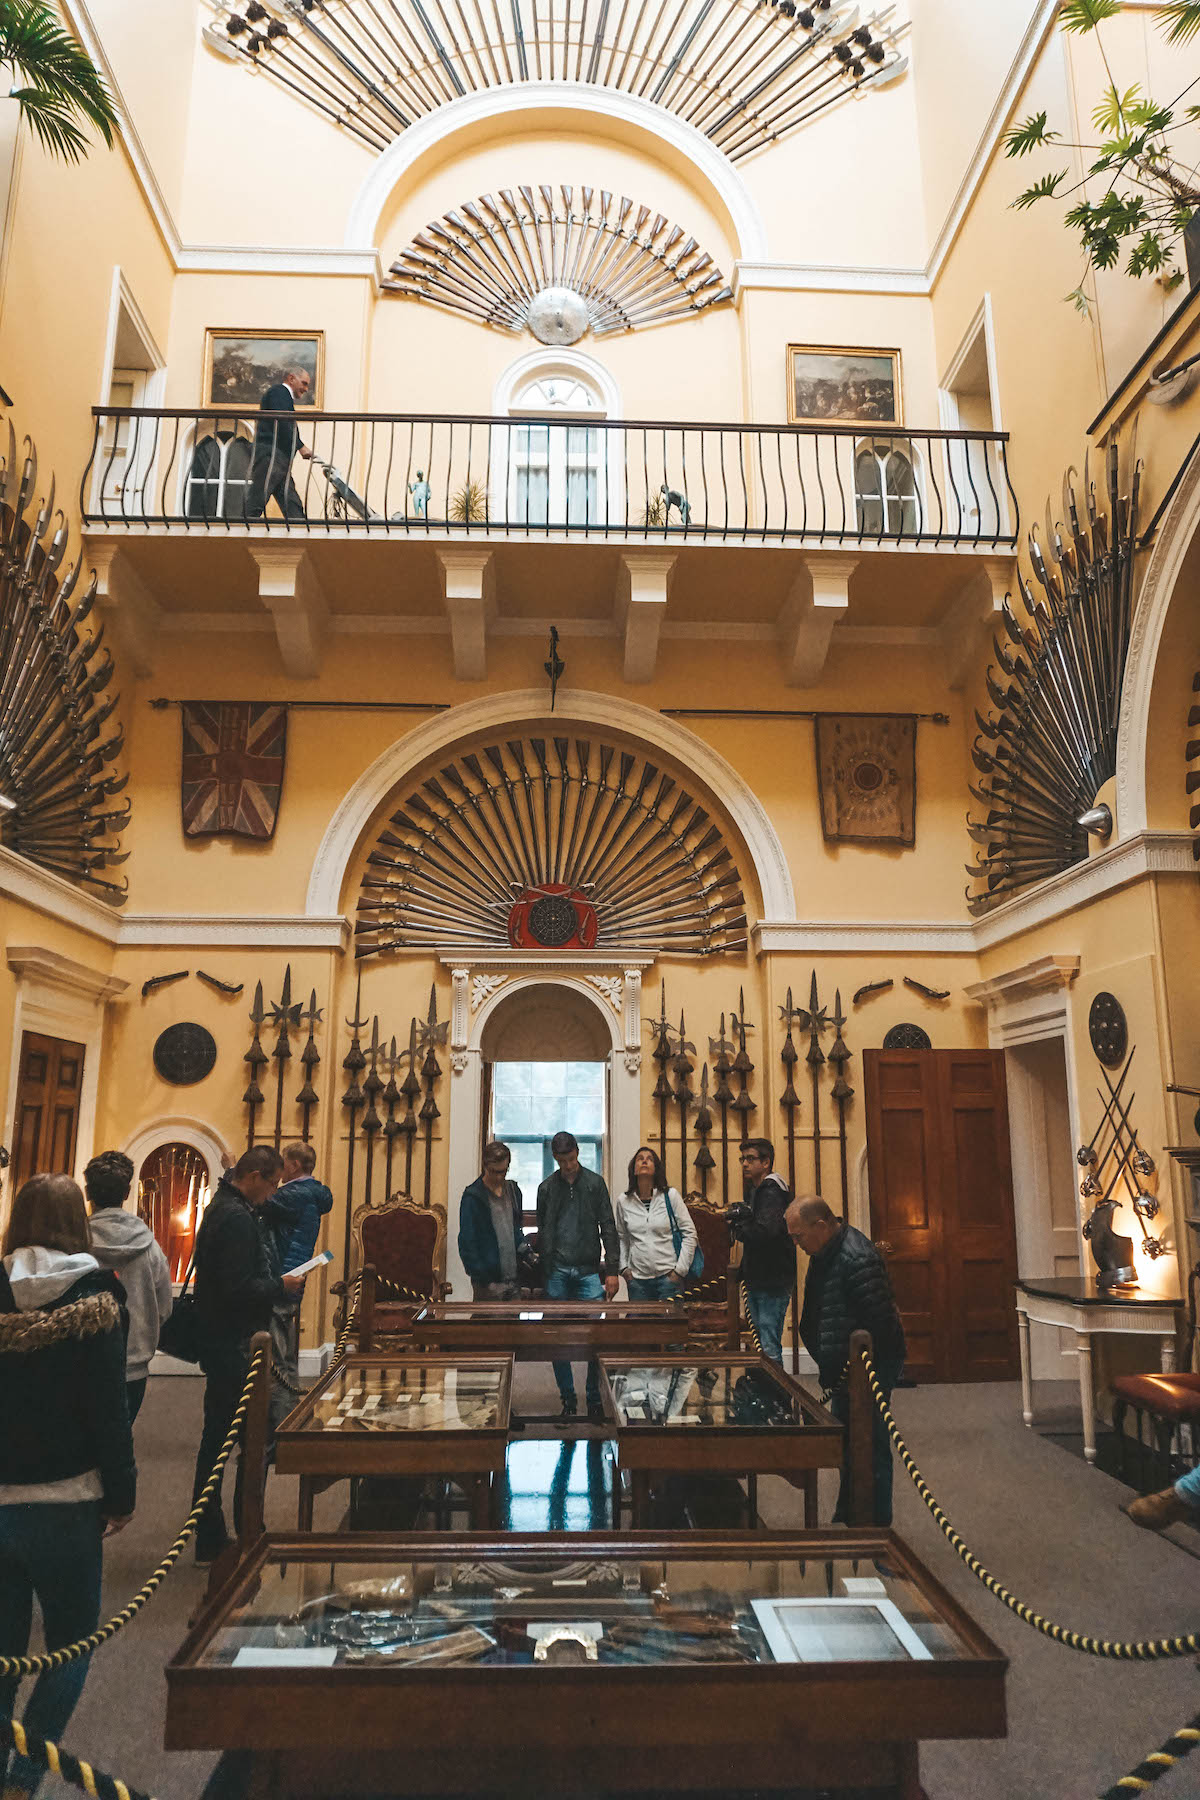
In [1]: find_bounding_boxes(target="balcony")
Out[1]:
[81,409,1020,684]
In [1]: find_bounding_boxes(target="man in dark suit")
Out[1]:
[246,367,313,519]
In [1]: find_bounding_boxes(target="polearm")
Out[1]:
[381,1035,401,1200]
[828,988,853,1226]
[693,1064,714,1202]
[649,979,672,1169]
[806,970,828,1197]
[340,973,368,1286]
[731,985,756,1144]
[710,1015,735,1205]
[418,983,447,1210]
[361,1016,383,1211]
[671,1010,695,1196]
[778,986,802,1195]
[296,989,322,1145]
[399,1019,420,1197]
[243,981,268,1150]
[269,963,296,1152]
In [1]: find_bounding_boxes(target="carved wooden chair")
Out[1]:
[682,1195,740,1348]
[1111,1265,1200,1490]
[333,1193,451,1342]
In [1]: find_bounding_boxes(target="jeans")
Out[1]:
[192,1343,250,1556]
[1175,1462,1200,1508]
[830,1360,903,1527]
[744,1288,790,1365]
[627,1275,680,1302]
[0,1500,103,1796]
[544,1266,605,1408]
[126,1376,147,1424]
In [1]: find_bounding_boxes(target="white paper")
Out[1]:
[285,1250,334,1278]
[529,1620,604,1643]
[842,1577,888,1596]
[233,1647,338,1667]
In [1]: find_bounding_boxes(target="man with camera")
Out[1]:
[727,1138,795,1365]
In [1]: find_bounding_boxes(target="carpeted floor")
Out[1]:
[14,1367,1200,1800]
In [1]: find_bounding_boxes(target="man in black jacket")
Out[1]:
[190,1146,304,1564]
[537,1131,619,1422]
[245,367,313,520]
[728,1139,794,1364]
[789,1196,906,1525]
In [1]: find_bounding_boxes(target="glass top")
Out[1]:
[295,1361,509,1433]
[193,1547,971,1670]
[603,1362,826,1430]
[413,1304,677,1323]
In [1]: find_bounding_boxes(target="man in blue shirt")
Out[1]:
[536,1132,619,1422]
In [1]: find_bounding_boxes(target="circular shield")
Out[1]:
[153,1022,217,1086]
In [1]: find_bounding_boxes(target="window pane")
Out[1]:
[492,1062,530,1095]
[506,1142,545,1196]
[566,1096,604,1137]
[577,1140,601,1173]
[532,1063,568,1096]
[493,1092,532,1134]
[567,1062,604,1096]
[531,1094,567,1134]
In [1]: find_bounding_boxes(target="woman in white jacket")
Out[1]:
[616,1147,698,1300]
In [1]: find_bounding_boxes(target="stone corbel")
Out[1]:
[450,967,470,1074]
[249,546,328,678]
[617,553,675,684]
[777,556,855,688]
[939,554,1015,693]
[86,541,162,679]
[437,549,495,681]
[622,968,643,1074]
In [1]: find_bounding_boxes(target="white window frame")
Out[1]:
[853,437,924,538]
[90,267,166,518]
[937,294,1011,540]
[491,349,623,531]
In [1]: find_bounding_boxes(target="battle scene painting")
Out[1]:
[203,330,323,408]
[787,346,901,426]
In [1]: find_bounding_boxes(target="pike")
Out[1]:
[399,1019,421,1197]
[778,987,802,1196]
[671,1010,695,1196]
[693,1064,715,1202]
[805,971,828,1197]
[340,974,369,1285]
[731,985,756,1144]
[296,988,322,1143]
[419,983,446,1210]
[828,989,853,1226]
[381,1035,401,1200]
[361,1016,384,1210]
[269,964,298,1151]
[710,1014,735,1205]
[649,980,673,1169]
[244,982,268,1149]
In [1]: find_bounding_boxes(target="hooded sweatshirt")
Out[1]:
[267,1176,334,1274]
[89,1207,174,1380]
[0,1248,136,1513]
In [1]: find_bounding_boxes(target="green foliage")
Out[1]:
[1009,1,1200,303]
[0,0,117,162]
[449,480,488,523]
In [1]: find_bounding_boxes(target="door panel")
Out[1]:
[9,1031,85,1190]
[865,1048,1019,1384]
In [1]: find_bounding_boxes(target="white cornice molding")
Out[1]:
[175,244,383,283]
[754,920,975,955]
[924,0,1059,286]
[0,845,122,944]
[964,954,1081,1009]
[971,832,1196,949]
[733,262,930,299]
[6,945,127,1004]
[117,914,351,949]
[437,951,656,972]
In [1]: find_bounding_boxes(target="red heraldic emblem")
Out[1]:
[507,884,599,950]
[180,702,287,840]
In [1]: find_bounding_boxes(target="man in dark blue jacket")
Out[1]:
[458,1141,526,1300]
[246,367,312,519]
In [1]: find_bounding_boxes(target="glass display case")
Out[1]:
[408,1301,689,1359]
[274,1355,514,1530]
[598,1357,844,1528]
[167,1532,1006,1797]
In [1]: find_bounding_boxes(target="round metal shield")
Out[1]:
[153,1022,217,1086]
[1088,991,1127,1068]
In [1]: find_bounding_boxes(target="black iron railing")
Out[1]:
[83,408,1018,547]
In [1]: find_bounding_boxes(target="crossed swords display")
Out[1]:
[1076,1048,1167,1261]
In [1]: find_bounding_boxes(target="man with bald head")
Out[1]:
[788,1196,905,1525]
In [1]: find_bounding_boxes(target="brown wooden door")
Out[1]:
[864,1048,1019,1384]
[9,1031,86,1191]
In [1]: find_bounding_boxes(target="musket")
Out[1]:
[196,970,244,997]
[903,977,950,1001]
[141,970,188,998]
[852,979,893,1006]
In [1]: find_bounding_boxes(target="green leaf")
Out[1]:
[1127,229,1172,275]
[1092,82,1143,132]
[1065,284,1093,315]
[1159,2,1200,44]
[1014,169,1068,208]
[1060,0,1121,32]
[1003,109,1057,156]
[0,0,118,160]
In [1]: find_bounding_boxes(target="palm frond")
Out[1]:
[1003,110,1058,157]
[0,0,117,157]
[1013,169,1069,209]
[1158,2,1200,44]
[9,86,87,161]
[1060,0,1121,32]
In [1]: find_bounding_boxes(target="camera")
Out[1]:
[726,1201,752,1242]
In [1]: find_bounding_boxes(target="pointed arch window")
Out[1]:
[854,440,921,538]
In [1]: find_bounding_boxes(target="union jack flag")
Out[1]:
[181,702,287,840]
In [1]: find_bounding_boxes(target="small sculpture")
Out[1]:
[1082,1196,1138,1290]
[409,470,431,516]
[660,482,690,525]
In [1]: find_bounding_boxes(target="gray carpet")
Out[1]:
[13,1369,1200,1800]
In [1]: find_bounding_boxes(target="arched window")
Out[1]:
[183,426,255,520]
[854,440,921,538]
[507,370,607,528]
[137,1142,212,1280]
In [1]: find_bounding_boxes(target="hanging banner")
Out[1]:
[814,713,916,846]
[181,702,287,840]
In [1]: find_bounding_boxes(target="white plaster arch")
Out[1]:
[306,686,796,923]
[1116,442,1200,836]
[493,345,621,418]
[343,84,768,264]
[121,1114,232,1189]
[444,972,632,1299]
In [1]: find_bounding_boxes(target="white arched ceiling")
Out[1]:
[306,686,796,924]
[344,84,768,264]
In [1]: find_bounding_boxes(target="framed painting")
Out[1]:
[786,345,902,427]
[202,329,324,409]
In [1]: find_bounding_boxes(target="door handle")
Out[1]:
[877,1240,894,1256]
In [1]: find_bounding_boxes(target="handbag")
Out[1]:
[157,1249,201,1363]
[663,1191,704,1281]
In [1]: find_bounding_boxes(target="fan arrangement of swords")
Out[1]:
[207,0,907,162]
[0,430,129,900]
[1078,1047,1168,1281]
[385,186,732,337]
[356,736,748,957]
[966,441,1139,915]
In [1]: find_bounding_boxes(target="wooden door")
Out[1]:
[864,1048,1019,1384]
[9,1031,86,1191]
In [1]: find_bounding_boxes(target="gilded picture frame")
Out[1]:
[786,344,902,427]
[202,329,324,410]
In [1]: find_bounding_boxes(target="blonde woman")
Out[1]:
[616,1147,698,1300]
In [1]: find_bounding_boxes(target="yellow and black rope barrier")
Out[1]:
[0,1717,156,1800]
[1100,1713,1200,1797]
[861,1348,1200,1661]
[739,1280,763,1355]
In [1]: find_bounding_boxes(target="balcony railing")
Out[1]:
[82,408,1018,548]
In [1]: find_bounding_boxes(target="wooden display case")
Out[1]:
[408,1300,689,1360]
[274,1353,514,1530]
[167,1530,1007,1797]
[599,1355,845,1529]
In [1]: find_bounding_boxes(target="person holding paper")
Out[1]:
[267,1141,334,1415]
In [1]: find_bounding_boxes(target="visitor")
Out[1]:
[1124,1465,1200,1532]
[536,1131,619,1423]
[788,1195,907,1526]
[728,1138,794,1364]
[0,1175,135,1800]
[266,1141,333,1423]
[85,1149,172,1425]
[189,1146,304,1566]
[615,1145,697,1300]
[245,366,313,520]
[458,1140,526,1300]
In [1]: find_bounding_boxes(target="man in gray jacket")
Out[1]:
[85,1150,173,1424]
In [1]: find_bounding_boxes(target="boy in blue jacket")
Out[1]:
[267,1143,333,1422]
